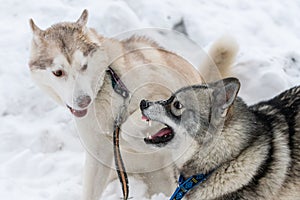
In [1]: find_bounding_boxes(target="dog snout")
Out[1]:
[140,99,151,110]
[77,95,92,108]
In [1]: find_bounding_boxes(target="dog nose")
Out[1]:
[77,95,92,108]
[140,99,150,110]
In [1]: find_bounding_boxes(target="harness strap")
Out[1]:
[170,170,214,200]
[107,67,129,98]
[106,66,130,200]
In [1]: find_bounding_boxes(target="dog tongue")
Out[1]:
[69,108,87,117]
[144,127,174,144]
[142,115,149,121]
[153,127,171,138]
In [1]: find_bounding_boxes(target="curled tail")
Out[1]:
[200,35,239,82]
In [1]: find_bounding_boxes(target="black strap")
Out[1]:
[107,67,129,98]
[106,66,130,200]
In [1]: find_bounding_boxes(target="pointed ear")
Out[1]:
[76,9,88,27]
[29,19,43,35]
[210,77,240,117]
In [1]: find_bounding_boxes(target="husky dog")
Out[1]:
[28,10,239,199]
[140,78,300,199]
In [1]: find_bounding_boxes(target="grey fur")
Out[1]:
[140,77,300,200]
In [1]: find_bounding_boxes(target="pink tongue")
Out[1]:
[70,108,87,117]
[142,115,149,121]
[152,127,172,139]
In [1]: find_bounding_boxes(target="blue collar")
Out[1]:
[169,170,214,200]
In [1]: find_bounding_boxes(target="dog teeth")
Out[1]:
[148,120,152,127]
[146,133,151,139]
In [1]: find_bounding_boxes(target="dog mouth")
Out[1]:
[142,115,174,146]
[66,105,88,118]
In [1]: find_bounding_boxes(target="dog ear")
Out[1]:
[210,77,240,118]
[29,19,45,44]
[76,9,88,27]
[29,19,43,35]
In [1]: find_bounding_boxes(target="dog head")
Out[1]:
[28,10,108,118]
[140,78,240,148]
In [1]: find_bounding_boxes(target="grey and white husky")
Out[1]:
[140,77,300,199]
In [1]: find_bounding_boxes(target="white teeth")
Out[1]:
[146,133,152,139]
[148,120,152,127]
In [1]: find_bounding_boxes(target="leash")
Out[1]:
[170,170,214,200]
[107,66,214,200]
[107,66,130,200]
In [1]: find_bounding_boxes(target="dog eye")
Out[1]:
[52,70,65,77]
[81,64,88,71]
[173,101,183,109]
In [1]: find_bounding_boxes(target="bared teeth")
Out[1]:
[148,120,152,126]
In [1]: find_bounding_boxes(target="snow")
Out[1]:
[1,0,300,199]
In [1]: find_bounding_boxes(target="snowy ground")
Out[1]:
[1,0,300,199]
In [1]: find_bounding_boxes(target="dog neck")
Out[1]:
[178,98,258,178]
[170,169,215,200]
[99,38,131,75]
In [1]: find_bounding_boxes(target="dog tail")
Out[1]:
[199,35,239,83]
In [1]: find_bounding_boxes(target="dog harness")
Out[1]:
[107,67,129,99]
[107,66,130,200]
[170,171,214,200]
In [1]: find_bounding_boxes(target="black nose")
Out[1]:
[77,95,92,108]
[140,99,150,110]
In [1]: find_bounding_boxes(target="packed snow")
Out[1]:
[1,0,300,199]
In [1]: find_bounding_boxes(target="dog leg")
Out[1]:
[82,152,114,200]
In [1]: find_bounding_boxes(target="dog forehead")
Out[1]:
[43,23,97,57]
[45,22,82,39]
[175,85,209,104]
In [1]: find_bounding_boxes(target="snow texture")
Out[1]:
[1,0,300,199]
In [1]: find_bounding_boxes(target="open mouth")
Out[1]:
[142,115,174,146]
[66,105,88,118]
